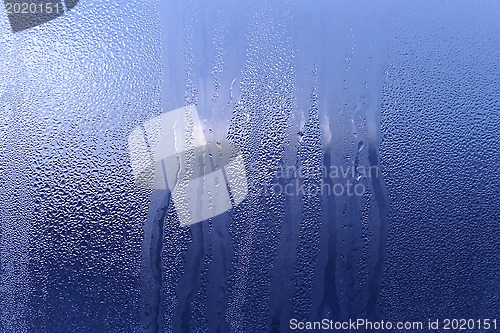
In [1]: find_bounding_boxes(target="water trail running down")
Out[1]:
[140,190,170,333]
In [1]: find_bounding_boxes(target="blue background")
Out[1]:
[0,0,498,332]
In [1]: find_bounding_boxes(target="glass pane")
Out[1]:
[1,0,498,332]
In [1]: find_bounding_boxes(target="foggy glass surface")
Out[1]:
[0,0,498,332]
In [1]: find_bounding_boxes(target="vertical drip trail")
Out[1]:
[140,189,170,333]
[364,1,390,319]
[291,72,324,321]
[225,0,295,331]
[365,145,388,319]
